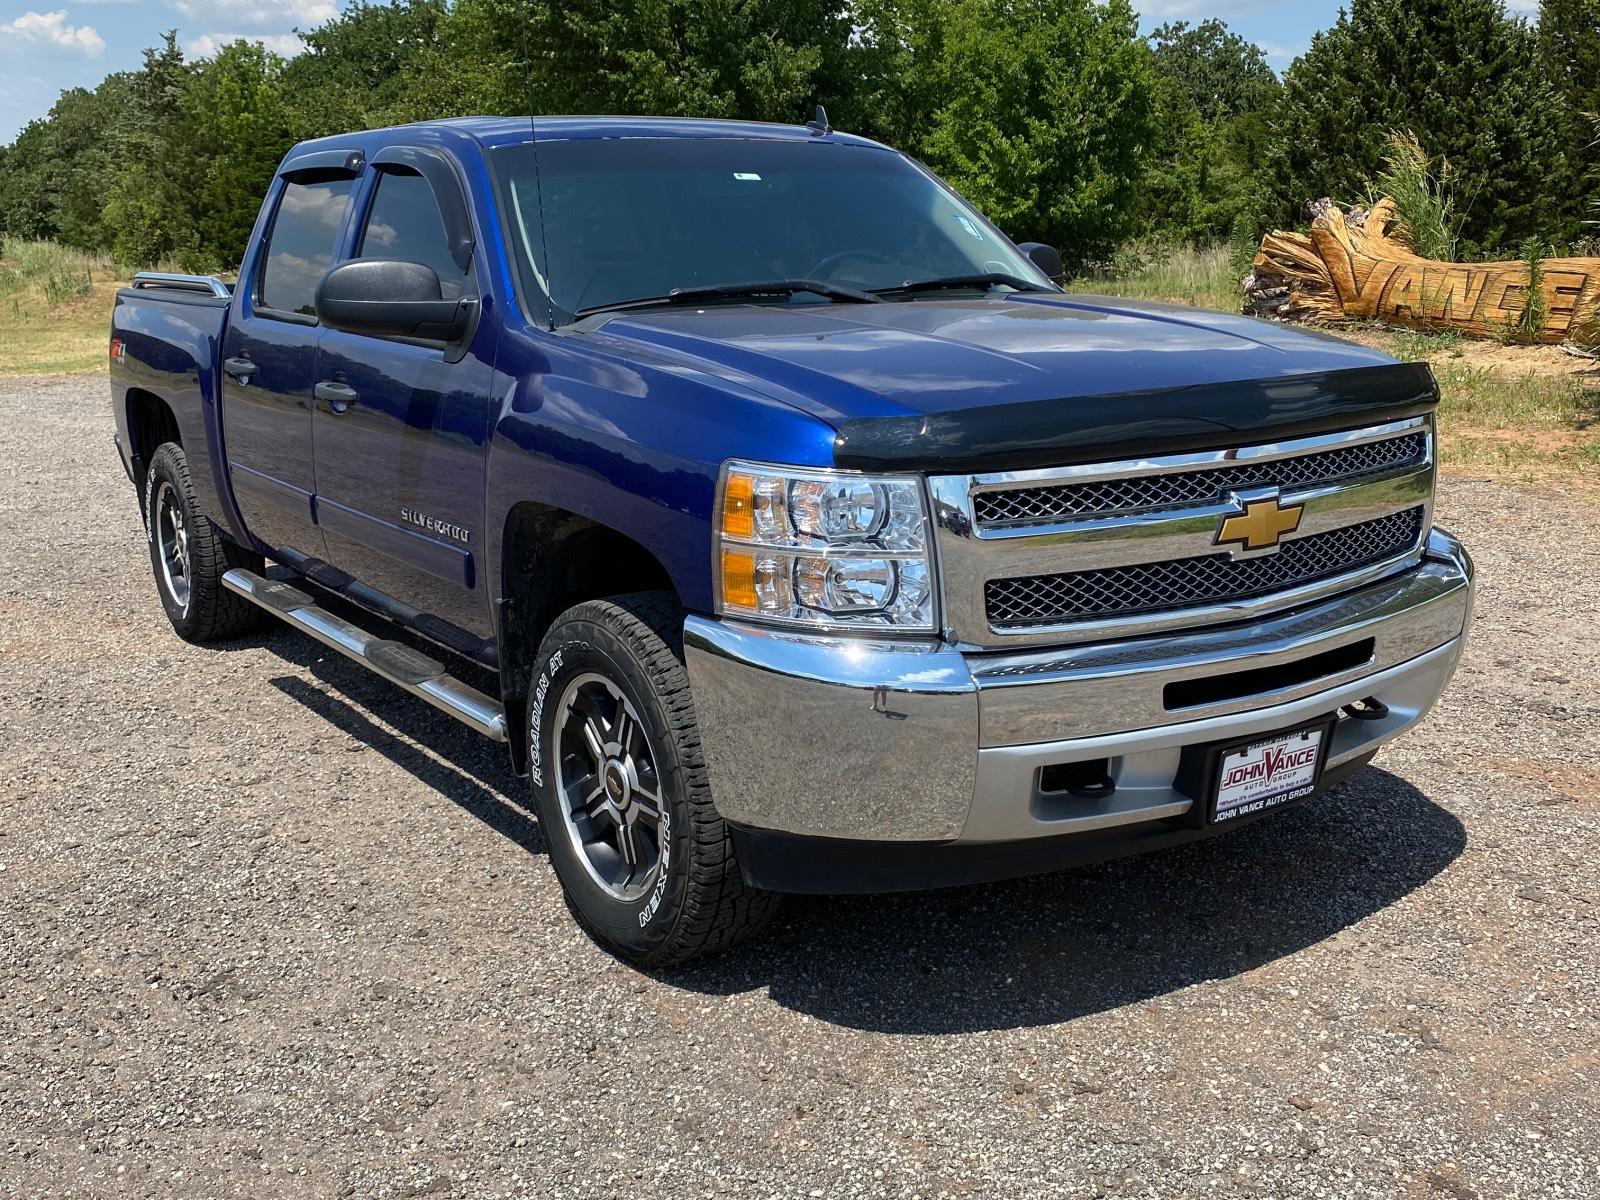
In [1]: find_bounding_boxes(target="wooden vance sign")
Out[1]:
[1248,199,1600,344]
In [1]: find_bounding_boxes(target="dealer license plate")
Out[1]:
[1212,727,1325,824]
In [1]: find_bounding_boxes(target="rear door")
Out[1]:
[311,147,496,644]
[221,158,359,559]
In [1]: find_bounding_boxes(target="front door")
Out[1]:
[221,171,357,560]
[311,156,495,644]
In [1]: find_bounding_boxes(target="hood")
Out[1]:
[580,294,1435,471]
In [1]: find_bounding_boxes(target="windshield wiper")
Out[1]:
[869,272,1053,298]
[574,279,883,319]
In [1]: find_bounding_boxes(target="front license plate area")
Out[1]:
[1174,715,1337,828]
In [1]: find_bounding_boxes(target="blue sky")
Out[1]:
[0,0,1541,145]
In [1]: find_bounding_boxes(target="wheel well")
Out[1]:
[497,502,677,773]
[126,389,181,490]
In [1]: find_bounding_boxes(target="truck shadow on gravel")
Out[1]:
[664,769,1466,1034]
[244,627,1465,1036]
[243,629,543,856]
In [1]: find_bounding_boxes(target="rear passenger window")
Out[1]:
[357,170,472,300]
[257,176,354,316]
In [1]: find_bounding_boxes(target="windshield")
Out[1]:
[492,137,1052,325]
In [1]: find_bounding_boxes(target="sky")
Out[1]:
[0,0,1543,146]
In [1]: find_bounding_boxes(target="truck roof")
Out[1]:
[283,115,891,163]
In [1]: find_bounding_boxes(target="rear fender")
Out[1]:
[110,289,248,541]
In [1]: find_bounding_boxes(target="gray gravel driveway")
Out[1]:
[2,373,1597,1198]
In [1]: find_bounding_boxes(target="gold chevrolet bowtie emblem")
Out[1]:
[1216,492,1304,553]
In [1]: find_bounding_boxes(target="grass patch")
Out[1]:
[0,237,126,376]
[1368,131,1461,261]
[1432,364,1599,486]
[1067,242,1240,313]
[1513,236,1548,345]
[1386,327,1467,361]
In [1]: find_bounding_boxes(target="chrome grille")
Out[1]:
[985,507,1426,628]
[928,416,1436,648]
[974,431,1427,527]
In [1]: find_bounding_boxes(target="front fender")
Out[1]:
[484,330,838,616]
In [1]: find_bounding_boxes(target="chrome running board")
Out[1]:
[222,568,507,742]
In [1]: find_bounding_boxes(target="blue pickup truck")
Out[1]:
[110,115,1473,964]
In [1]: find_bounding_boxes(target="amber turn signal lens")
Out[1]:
[722,472,754,540]
[720,547,759,610]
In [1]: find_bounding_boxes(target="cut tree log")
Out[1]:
[1246,198,1600,344]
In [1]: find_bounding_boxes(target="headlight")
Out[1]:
[715,460,935,632]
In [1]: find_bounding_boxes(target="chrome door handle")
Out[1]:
[222,355,255,382]
[314,380,358,414]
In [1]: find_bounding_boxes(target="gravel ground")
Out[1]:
[2,373,1597,1200]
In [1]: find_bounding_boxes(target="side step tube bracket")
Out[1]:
[222,568,508,742]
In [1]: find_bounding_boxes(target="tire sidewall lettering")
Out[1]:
[637,802,671,928]
[143,460,159,545]
[527,645,568,789]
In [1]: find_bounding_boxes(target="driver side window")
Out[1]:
[356,169,473,300]
[257,176,354,316]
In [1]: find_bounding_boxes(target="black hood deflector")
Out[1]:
[830,362,1438,474]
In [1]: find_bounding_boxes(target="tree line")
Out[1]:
[0,0,1594,275]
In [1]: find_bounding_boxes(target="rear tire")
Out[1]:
[144,442,265,643]
[527,592,779,966]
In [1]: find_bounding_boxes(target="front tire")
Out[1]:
[527,592,779,965]
[144,442,265,643]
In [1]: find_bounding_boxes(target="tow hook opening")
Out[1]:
[1342,696,1390,722]
[1040,758,1116,801]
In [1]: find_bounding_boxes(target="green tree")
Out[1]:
[384,0,516,122]
[180,40,296,267]
[1137,19,1280,241]
[1541,0,1600,118]
[1541,0,1600,233]
[0,120,57,240]
[877,0,1157,269]
[828,0,949,150]
[434,0,852,121]
[285,0,453,137]
[1265,0,1578,256]
[102,33,196,266]
[48,78,138,251]
[0,76,134,248]
[1149,19,1277,123]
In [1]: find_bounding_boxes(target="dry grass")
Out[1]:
[1428,365,1599,486]
[1315,329,1599,490]
[0,238,126,376]
[1068,242,1242,313]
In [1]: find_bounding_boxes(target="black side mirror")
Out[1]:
[315,259,469,340]
[1017,242,1064,281]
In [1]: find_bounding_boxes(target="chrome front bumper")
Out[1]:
[683,528,1473,846]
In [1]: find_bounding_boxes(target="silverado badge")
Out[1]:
[1215,489,1304,557]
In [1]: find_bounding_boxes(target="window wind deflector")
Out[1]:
[870,272,1054,298]
[371,145,475,273]
[573,279,885,319]
[280,148,365,181]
